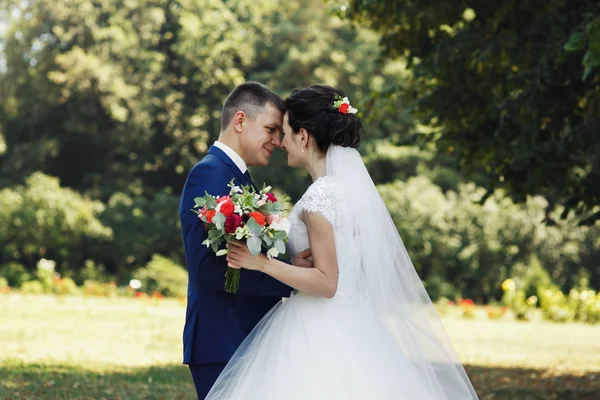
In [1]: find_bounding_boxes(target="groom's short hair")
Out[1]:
[221,82,285,130]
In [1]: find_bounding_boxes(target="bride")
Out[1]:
[208,85,479,399]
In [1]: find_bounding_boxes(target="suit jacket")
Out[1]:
[179,145,292,365]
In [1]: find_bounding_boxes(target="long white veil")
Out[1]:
[327,145,479,399]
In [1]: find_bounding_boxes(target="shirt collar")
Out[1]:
[213,141,248,174]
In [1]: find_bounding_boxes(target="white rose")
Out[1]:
[235,226,246,240]
[266,247,279,259]
[270,218,291,235]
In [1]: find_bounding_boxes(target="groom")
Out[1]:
[179,82,312,399]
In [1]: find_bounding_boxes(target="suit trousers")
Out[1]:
[189,363,227,400]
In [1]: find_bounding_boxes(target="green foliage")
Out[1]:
[0,173,112,272]
[99,191,182,277]
[379,177,539,301]
[511,255,554,299]
[20,280,45,294]
[501,279,538,321]
[565,17,600,80]
[132,254,187,297]
[538,273,600,323]
[379,176,600,300]
[83,280,118,297]
[54,277,80,296]
[347,0,600,223]
[78,260,109,284]
[0,262,32,287]
[0,276,9,292]
[0,0,598,297]
[35,258,57,291]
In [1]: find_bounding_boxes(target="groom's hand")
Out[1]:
[293,249,313,268]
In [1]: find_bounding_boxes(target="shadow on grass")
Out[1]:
[1,361,599,400]
[0,360,196,400]
[465,365,600,400]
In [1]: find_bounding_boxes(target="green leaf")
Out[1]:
[208,229,223,241]
[216,249,229,257]
[194,197,207,208]
[213,212,226,230]
[274,239,286,254]
[259,202,275,215]
[247,236,262,256]
[246,218,263,237]
[210,242,219,253]
[263,235,273,246]
[204,193,217,209]
[564,31,586,52]
[583,65,592,81]
[274,230,288,241]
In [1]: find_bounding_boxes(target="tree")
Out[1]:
[346,0,600,224]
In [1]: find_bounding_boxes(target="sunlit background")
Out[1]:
[0,1,599,399]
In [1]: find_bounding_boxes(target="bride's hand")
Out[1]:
[226,240,266,271]
[293,248,313,268]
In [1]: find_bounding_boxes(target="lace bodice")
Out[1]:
[287,176,359,295]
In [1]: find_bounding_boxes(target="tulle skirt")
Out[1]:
[206,292,443,400]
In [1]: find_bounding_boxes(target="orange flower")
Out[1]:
[249,211,267,226]
[205,209,216,223]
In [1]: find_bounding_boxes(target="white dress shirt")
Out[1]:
[213,141,248,174]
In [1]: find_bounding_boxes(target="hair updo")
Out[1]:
[284,85,363,153]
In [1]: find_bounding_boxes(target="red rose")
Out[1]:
[338,103,350,114]
[224,213,243,234]
[265,192,277,203]
[217,196,230,203]
[219,199,235,216]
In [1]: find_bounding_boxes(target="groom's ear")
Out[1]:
[233,111,246,133]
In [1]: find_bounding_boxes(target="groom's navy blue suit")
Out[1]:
[179,146,292,399]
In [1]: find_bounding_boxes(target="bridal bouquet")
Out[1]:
[192,179,291,294]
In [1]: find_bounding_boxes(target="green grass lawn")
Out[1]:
[1,294,599,399]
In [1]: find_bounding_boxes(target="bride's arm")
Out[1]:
[226,212,338,299]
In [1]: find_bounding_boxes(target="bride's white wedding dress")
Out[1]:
[207,146,478,400]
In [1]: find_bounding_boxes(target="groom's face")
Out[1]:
[239,103,283,167]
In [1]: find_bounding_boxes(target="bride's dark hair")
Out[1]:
[284,85,363,153]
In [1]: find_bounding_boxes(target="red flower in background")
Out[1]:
[265,192,277,203]
[459,299,475,306]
